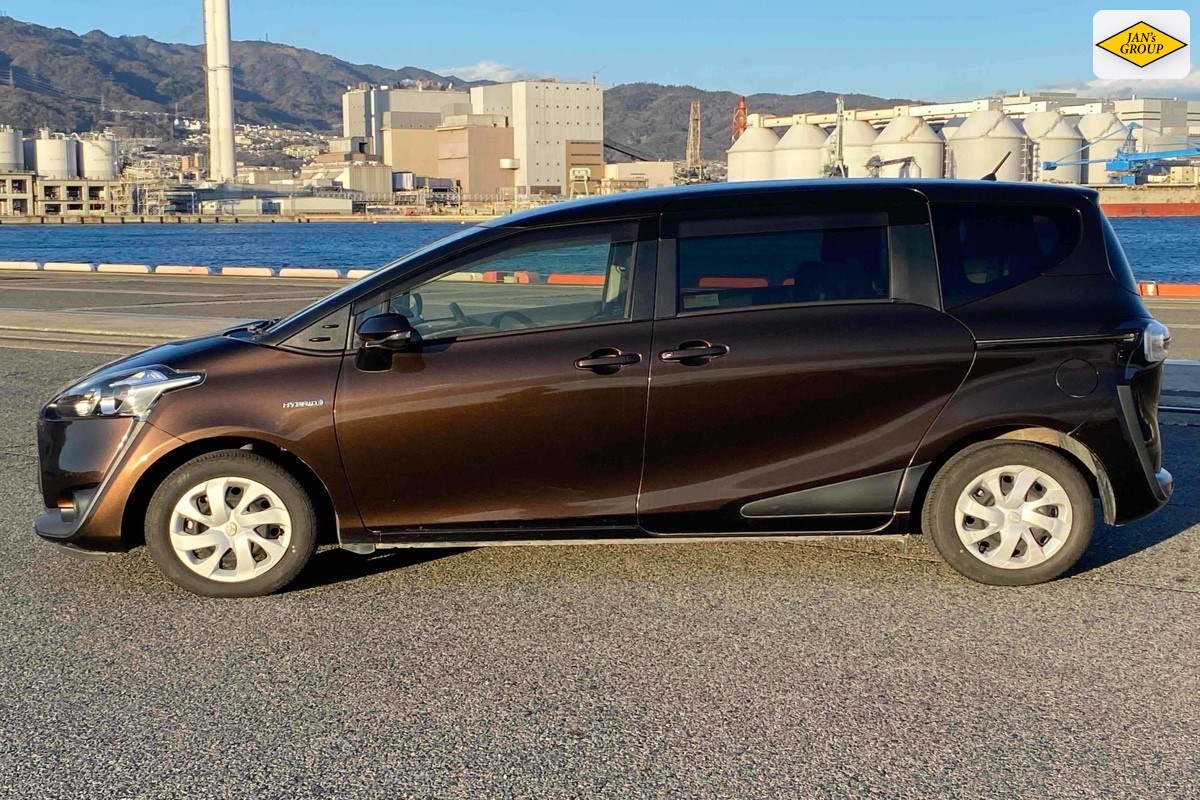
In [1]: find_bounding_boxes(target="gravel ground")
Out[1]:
[1,347,1197,800]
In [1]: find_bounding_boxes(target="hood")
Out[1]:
[50,332,262,403]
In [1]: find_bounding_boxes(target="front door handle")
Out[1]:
[575,348,642,373]
[660,341,730,365]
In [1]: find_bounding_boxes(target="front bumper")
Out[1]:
[34,416,184,551]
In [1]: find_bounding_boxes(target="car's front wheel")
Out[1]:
[144,450,317,597]
[923,441,1094,586]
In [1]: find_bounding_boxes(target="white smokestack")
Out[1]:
[203,0,237,183]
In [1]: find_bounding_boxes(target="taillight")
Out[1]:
[1143,320,1171,363]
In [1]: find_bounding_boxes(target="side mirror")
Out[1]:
[358,313,418,350]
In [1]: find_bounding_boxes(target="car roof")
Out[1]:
[483,179,1101,228]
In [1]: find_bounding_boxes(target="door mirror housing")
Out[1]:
[358,313,419,350]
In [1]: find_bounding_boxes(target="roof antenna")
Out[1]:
[981,151,1011,181]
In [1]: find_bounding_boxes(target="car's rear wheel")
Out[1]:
[923,442,1094,586]
[144,450,317,597]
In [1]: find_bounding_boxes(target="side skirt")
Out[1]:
[361,534,913,551]
[350,514,913,553]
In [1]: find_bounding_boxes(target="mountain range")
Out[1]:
[0,15,914,161]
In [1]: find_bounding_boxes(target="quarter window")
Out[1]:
[676,224,890,313]
[931,203,1082,308]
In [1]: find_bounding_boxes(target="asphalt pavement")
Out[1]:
[1,342,1198,798]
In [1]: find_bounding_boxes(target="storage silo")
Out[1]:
[823,119,879,178]
[1077,112,1127,185]
[1020,112,1059,142]
[0,127,23,171]
[34,135,79,179]
[872,116,944,178]
[726,126,779,182]
[945,109,1028,181]
[79,136,120,181]
[773,123,828,179]
[1022,113,1083,183]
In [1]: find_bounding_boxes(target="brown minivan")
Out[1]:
[35,180,1173,596]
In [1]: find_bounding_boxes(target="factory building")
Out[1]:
[470,81,603,194]
[380,111,442,177]
[0,126,32,215]
[344,79,605,198]
[563,139,605,192]
[435,116,515,195]
[0,128,122,216]
[598,161,676,192]
[300,162,395,199]
[731,92,1200,186]
[602,161,674,189]
[342,85,470,155]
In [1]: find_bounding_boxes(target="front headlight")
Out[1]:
[49,365,204,420]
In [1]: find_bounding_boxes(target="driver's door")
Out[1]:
[335,220,656,536]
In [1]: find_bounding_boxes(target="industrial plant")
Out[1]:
[728,91,1200,194]
[0,128,121,216]
[325,80,674,198]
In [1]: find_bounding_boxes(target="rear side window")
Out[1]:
[931,204,1082,308]
[677,224,889,313]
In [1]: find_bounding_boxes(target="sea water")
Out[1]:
[0,216,1195,283]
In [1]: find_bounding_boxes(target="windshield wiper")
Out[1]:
[246,316,282,336]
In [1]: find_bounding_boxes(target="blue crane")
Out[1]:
[1041,122,1200,185]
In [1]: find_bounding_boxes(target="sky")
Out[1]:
[8,1,1198,101]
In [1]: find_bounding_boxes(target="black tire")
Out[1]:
[922,441,1094,586]
[144,449,317,598]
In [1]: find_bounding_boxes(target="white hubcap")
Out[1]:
[954,464,1073,570]
[169,477,293,583]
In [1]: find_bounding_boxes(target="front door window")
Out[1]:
[360,225,637,343]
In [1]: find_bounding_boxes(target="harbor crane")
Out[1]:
[678,101,706,184]
[822,97,849,177]
[1042,122,1200,185]
[864,154,917,178]
[731,97,747,144]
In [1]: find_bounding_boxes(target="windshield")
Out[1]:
[264,225,490,339]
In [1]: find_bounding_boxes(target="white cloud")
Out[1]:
[1044,65,1200,99]
[438,61,538,83]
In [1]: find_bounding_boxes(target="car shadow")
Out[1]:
[1070,503,1200,575]
[1068,421,1199,576]
[284,546,471,593]
[286,425,1198,589]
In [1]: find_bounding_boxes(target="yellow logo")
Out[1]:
[1096,21,1188,68]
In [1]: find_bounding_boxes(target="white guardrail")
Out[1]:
[0,261,600,285]
[0,260,369,280]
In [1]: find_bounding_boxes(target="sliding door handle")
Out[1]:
[659,341,730,364]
